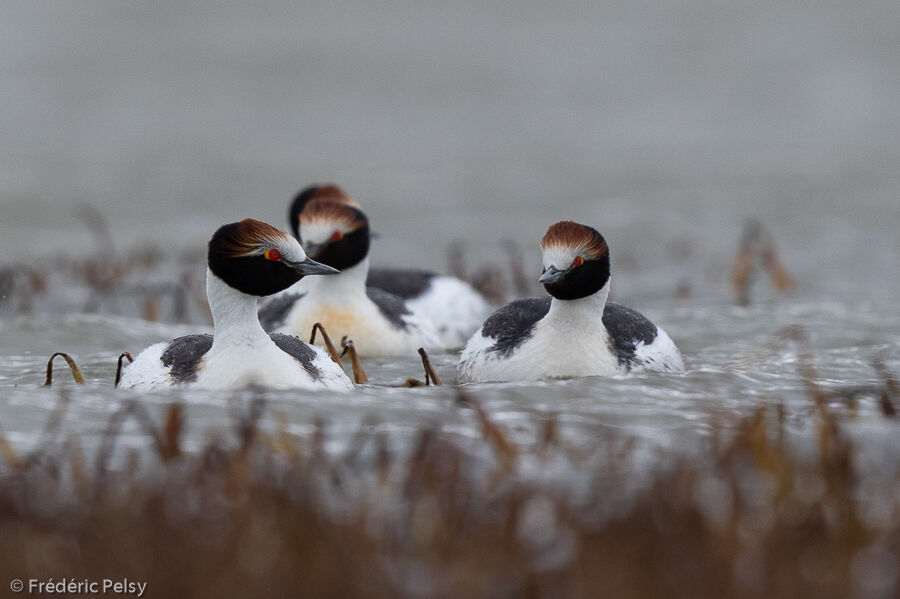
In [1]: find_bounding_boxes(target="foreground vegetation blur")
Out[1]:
[1,367,898,599]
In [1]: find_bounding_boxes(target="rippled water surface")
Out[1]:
[1,1,900,478]
[2,298,898,480]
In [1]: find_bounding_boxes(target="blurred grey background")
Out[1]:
[2,0,899,300]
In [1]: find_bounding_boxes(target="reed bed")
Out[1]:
[0,210,796,332]
[1,375,898,599]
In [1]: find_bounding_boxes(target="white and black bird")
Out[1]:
[457,221,684,383]
[118,219,353,391]
[258,198,443,357]
[281,184,491,349]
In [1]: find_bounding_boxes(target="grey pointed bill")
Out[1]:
[286,257,339,276]
[538,265,568,284]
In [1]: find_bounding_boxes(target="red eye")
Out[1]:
[572,256,584,267]
[264,248,282,261]
[331,231,344,242]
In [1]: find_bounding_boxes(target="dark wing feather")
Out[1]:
[482,296,552,358]
[365,287,412,330]
[161,334,214,383]
[269,333,323,380]
[366,268,436,300]
[602,302,658,369]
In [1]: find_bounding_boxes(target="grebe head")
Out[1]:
[289,184,358,241]
[208,218,337,296]
[539,220,610,300]
[297,199,370,271]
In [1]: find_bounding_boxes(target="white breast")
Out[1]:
[279,295,438,357]
[272,258,432,356]
[458,309,621,383]
[195,340,351,391]
[273,261,442,357]
[119,338,352,391]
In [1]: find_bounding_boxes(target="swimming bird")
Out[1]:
[118,219,353,391]
[259,198,443,357]
[457,221,684,383]
[284,184,492,348]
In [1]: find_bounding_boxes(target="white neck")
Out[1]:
[206,268,270,345]
[546,282,610,322]
[302,256,370,299]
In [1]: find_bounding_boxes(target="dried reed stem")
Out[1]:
[309,322,342,365]
[43,352,86,386]
[114,352,134,387]
[872,358,897,417]
[418,347,442,386]
[0,434,22,469]
[340,337,369,384]
[732,219,795,305]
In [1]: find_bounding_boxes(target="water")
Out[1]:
[2,299,898,475]
[1,1,900,477]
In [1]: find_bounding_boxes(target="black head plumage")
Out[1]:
[300,201,371,271]
[540,221,611,301]
[208,220,303,297]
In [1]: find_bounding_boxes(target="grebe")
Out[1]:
[284,184,491,348]
[259,199,443,357]
[457,221,684,383]
[119,219,353,391]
